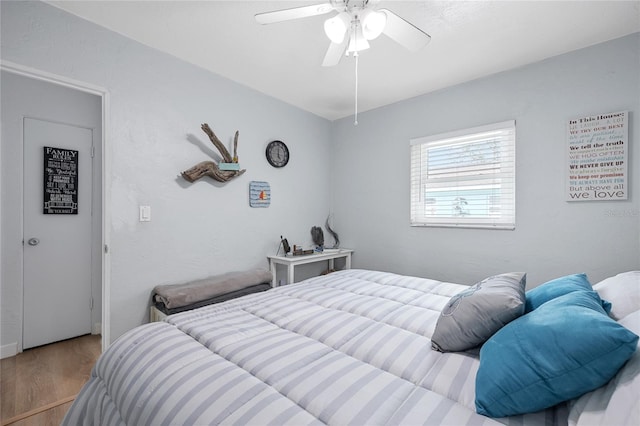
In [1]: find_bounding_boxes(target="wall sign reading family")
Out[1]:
[43,146,79,214]
[566,111,628,201]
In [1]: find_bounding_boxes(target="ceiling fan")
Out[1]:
[255,0,431,66]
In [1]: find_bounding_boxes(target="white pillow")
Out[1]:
[593,271,640,320]
[568,309,640,426]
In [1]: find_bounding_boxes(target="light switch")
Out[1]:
[139,205,151,222]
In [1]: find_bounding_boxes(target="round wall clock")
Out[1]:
[265,140,289,168]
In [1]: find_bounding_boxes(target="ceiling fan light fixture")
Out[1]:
[324,12,350,44]
[361,9,386,40]
[347,23,369,53]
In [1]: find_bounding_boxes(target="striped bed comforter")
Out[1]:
[63,269,565,425]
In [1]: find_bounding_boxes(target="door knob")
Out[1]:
[27,238,40,246]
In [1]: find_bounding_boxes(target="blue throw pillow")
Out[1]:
[475,290,639,418]
[524,273,592,312]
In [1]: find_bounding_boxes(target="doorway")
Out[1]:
[22,119,94,349]
[0,64,109,354]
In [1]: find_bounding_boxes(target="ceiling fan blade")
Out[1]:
[322,39,349,67]
[255,3,334,25]
[379,8,431,52]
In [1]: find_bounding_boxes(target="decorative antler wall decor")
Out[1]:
[181,123,246,183]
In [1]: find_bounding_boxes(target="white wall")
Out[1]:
[331,33,640,288]
[1,0,332,345]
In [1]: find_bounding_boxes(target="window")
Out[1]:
[410,121,516,229]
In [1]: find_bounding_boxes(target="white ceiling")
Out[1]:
[47,0,640,121]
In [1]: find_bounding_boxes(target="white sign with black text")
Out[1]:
[566,111,628,201]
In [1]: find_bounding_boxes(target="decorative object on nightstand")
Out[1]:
[249,181,271,207]
[292,246,314,256]
[325,214,340,248]
[278,236,291,256]
[181,124,246,183]
[265,140,289,168]
[311,226,324,252]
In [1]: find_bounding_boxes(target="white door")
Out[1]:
[23,117,93,349]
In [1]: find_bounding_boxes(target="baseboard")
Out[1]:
[1,394,76,425]
[92,322,102,335]
[1,342,18,359]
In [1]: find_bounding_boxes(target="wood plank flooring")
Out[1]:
[1,334,101,425]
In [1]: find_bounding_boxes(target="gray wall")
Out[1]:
[1,0,332,348]
[331,33,640,287]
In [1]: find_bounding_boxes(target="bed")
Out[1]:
[63,269,639,425]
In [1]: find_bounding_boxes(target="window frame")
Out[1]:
[410,120,516,230]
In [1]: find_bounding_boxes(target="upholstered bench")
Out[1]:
[149,269,272,322]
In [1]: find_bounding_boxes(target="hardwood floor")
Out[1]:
[1,334,101,425]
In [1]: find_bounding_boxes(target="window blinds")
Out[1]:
[410,120,516,229]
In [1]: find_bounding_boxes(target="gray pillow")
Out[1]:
[431,272,526,352]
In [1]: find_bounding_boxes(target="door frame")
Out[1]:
[1,60,111,352]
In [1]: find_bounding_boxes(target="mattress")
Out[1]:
[63,269,566,425]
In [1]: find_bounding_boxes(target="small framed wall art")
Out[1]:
[249,181,271,208]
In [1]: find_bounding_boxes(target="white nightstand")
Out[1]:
[267,249,354,286]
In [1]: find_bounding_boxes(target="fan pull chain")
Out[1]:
[354,52,359,126]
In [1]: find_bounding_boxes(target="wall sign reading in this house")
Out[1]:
[43,146,79,214]
[566,111,628,201]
